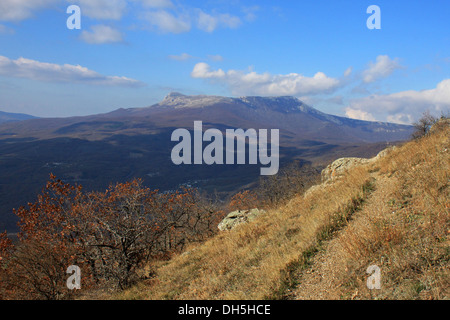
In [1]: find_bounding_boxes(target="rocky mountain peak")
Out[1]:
[160,92,233,108]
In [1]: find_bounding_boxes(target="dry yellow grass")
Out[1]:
[115,121,449,300]
[294,123,449,300]
[116,169,373,300]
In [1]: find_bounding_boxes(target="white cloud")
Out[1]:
[191,62,343,96]
[344,67,353,77]
[345,79,450,124]
[0,24,15,34]
[142,8,242,34]
[168,54,224,62]
[197,10,241,32]
[208,54,224,62]
[0,0,128,22]
[242,6,259,22]
[219,13,241,29]
[197,10,217,33]
[345,108,376,121]
[0,55,144,87]
[191,62,226,79]
[139,0,174,8]
[168,53,193,61]
[144,10,191,33]
[71,0,127,20]
[80,25,124,44]
[0,0,58,21]
[0,0,247,35]
[362,55,403,83]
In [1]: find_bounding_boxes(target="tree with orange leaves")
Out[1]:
[228,189,259,212]
[0,174,223,298]
[1,174,87,299]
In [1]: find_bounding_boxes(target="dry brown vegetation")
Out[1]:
[314,119,449,300]
[116,119,448,300]
[116,164,374,299]
[0,179,224,299]
[1,119,448,300]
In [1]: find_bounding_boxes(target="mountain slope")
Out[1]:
[0,93,412,143]
[0,111,38,124]
[0,94,413,232]
[106,92,412,144]
[115,120,448,300]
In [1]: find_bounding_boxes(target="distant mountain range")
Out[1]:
[0,93,413,232]
[0,110,38,124]
[0,93,412,143]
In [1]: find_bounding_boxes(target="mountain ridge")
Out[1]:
[0,93,413,232]
[0,110,38,124]
[0,93,412,143]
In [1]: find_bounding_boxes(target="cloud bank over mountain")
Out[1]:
[191,62,344,96]
[346,79,450,124]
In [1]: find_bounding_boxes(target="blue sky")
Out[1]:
[0,0,449,124]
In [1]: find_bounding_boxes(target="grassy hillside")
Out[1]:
[114,121,448,300]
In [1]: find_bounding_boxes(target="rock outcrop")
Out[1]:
[218,208,266,231]
[320,146,397,183]
[321,157,371,182]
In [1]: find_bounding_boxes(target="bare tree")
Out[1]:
[257,160,320,208]
[412,111,438,139]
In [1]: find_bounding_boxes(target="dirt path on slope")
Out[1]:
[291,173,395,300]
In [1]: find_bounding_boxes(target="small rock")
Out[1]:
[218,208,266,231]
